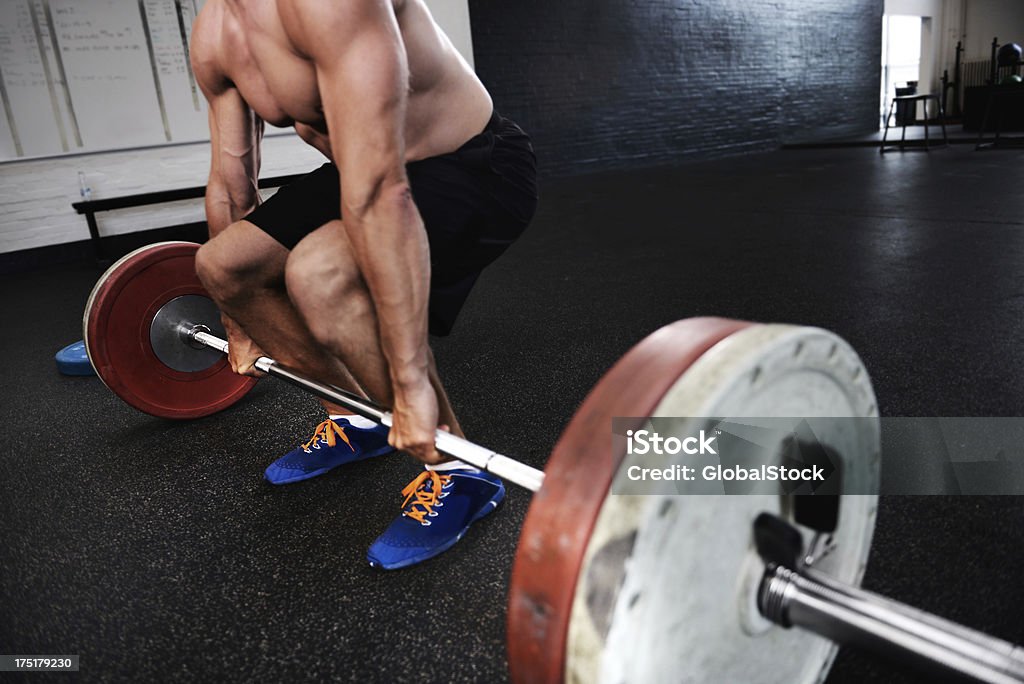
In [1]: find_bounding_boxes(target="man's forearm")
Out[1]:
[345,184,432,390]
[205,176,258,238]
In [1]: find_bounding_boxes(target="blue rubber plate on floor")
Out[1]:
[56,340,95,376]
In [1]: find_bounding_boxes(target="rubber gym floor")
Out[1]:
[2,145,1023,683]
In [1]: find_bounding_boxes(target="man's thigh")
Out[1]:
[204,219,290,286]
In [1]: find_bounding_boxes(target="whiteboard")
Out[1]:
[0,0,207,160]
[0,0,474,162]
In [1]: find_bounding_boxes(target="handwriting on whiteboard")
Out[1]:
[0,0,207,161]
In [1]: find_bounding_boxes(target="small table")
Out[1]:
[881,93,949,153]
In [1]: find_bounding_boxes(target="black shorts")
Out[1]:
[245,110,538,336]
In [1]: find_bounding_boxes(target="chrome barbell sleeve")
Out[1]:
[759,564,1024,684]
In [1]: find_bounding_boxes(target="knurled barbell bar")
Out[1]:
[83,241,1024,684]
[188,326,545,491]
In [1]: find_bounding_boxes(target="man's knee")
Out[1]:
[196,222,284,305]
[285,238,373,343]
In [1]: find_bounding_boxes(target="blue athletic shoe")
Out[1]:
[264,418,393,485]
[367,469,505,570]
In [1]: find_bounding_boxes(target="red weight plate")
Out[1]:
[83,242,257,419]
[507,317,755,684]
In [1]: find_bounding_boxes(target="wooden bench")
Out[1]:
[71,174,302,261]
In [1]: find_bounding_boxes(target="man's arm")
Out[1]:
[284,0,439,461]
[204,88,264,235]
[191,49,264,234]
[190,8,263,233]
[191,25,267,375]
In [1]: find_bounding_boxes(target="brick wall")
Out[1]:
[469,0,884,177]
[1,0,884,259]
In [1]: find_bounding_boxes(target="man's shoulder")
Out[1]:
[278,0,393,30]
[190,0,231,94]
[278,0,387,11]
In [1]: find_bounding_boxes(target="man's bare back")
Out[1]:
[191,0,493,162]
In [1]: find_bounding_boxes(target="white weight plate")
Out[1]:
[565,324,880,684]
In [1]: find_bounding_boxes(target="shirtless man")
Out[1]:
[189,0,537,569]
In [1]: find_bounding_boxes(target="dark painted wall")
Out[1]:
[469,0,884,177]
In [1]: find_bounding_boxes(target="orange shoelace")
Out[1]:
[301,419,355,453]
[401,470,452,524]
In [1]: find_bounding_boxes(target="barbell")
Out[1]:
[83,242,1024,683]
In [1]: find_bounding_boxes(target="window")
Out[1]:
[881,15,922,124]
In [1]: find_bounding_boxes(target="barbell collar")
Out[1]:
[190,328,545,492]
[759,564,1024,684]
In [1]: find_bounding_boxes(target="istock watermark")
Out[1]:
[610,417,1024,496]
[626,429,718,455]
[625,463,826,483]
